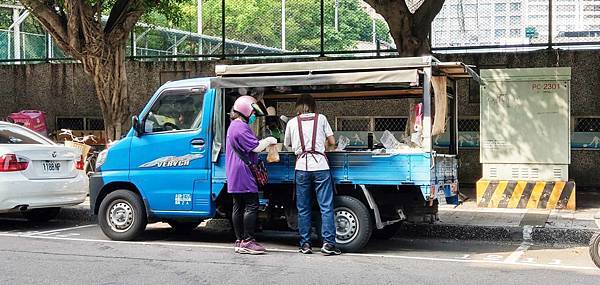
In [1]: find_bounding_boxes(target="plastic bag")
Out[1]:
[380,130,402,150]
[267,144,280,163]
[336,135,350,151]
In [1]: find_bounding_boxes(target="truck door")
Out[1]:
[130,87,211,213]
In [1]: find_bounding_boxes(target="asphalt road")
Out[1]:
[0,217,599,285]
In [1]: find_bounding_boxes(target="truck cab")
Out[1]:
[90,56,478,252]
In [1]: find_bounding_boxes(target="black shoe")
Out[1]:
[320,243,341,256]
[299,243,313,254]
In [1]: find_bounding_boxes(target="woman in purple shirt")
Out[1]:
[226,95,276,254]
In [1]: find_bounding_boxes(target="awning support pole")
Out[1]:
[422,67,433,152]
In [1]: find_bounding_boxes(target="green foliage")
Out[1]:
[144,0,392,51]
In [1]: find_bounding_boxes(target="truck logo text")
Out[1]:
[140,154,203,168]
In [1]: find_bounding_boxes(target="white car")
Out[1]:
[0,121,88,221]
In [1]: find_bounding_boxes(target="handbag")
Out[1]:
[231,144,269,187]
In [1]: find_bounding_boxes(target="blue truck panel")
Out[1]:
[91,82,458,225]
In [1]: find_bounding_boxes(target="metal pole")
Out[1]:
[548,0,553,49]
[450,80,459,155]
[13,8,21,60]
[320,0,324,57]
[130,31,137,57]
[422,67,433,152]
[197,0,203,34]
[334,0,339,32]
[46,31,52,61]
[282,0,286,50]
[221,0,226,59]
[372,18,376,45]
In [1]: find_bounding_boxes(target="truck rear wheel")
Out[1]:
[98,190,147,241]
[334,196,373,252]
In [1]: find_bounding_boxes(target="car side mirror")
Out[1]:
[132,115,143,136]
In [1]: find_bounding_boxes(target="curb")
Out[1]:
[52,205,597,245]
[398,222,596,245]
[56,205,96,223]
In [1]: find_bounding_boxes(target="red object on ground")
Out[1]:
[7,110,48,136]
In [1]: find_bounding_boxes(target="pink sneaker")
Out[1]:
[239,239,266,255]
[234,240,241,253]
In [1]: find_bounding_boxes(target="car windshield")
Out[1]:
[0,125,50,145]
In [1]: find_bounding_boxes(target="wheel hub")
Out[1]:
[335,207,359,244]
[107,201,134,233]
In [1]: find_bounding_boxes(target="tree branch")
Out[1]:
[20,0,68,44]
[413,0,445,28]
[364,0,411,17]
[103,0,145,45]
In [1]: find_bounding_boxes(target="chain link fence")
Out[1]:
[432,0,600,50]
[1,0,599,63]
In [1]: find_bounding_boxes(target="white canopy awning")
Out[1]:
[210,69,419,89]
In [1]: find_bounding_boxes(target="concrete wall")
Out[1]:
[1,49,599,188]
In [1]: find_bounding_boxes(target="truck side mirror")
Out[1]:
[132,115,143,136]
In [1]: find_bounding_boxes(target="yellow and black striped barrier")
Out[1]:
[476,180,576,210]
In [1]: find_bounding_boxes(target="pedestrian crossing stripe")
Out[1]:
[476,180,575,210]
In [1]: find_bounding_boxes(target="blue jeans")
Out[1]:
[295,170,336,246]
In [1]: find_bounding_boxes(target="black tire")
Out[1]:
[98,190,147,241]
[334,195,373,252]
[372,223,401,240]
[22,207,60,222]
[590,232,600,269]
[168,221,201,233]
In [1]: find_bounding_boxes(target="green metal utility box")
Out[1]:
[477,68,575,210]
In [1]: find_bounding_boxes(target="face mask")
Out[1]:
[248,114,257,125]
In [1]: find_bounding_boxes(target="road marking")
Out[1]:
[23,225,96,237]
[504,242,532,263]
[550,259,562,265]
[0,232,597,272]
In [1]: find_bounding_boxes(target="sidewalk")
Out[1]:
[401,188,600,244]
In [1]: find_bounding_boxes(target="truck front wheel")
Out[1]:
[98,190,147,241]
[334,196,373,252]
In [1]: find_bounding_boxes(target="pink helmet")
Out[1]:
[233,95,263,118]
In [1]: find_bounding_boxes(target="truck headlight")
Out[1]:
[95,149,108,170]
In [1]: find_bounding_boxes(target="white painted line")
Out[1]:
[23,224,96,237]
[504,242,532,264]
[0,232,597,272]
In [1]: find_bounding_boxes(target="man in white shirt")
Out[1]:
[284,94,340,256]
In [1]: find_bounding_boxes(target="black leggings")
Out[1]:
[231,193,259,241]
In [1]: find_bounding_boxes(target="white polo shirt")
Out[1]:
[284,113,334,171]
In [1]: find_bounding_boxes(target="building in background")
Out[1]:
[432,0,600,48]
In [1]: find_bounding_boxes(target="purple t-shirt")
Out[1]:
[226,120,260,193]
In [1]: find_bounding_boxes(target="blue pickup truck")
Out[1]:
[90,56,477,252]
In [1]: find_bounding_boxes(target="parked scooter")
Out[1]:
[590,212,600,268]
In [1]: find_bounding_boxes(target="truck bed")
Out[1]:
[213,151,457,187]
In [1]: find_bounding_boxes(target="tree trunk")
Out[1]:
[83,45,130,141]
[387,13,431,57]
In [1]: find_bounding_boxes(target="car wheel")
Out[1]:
[372,223,401,240]
[589,232,600,269]
[98,190,147,241]
[334,195,373,253]
[168,221,201,233]
[22,207,61,222]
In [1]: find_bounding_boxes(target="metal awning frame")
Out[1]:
[212,56,477,154]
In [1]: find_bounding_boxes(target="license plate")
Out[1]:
[42,161,61,173]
